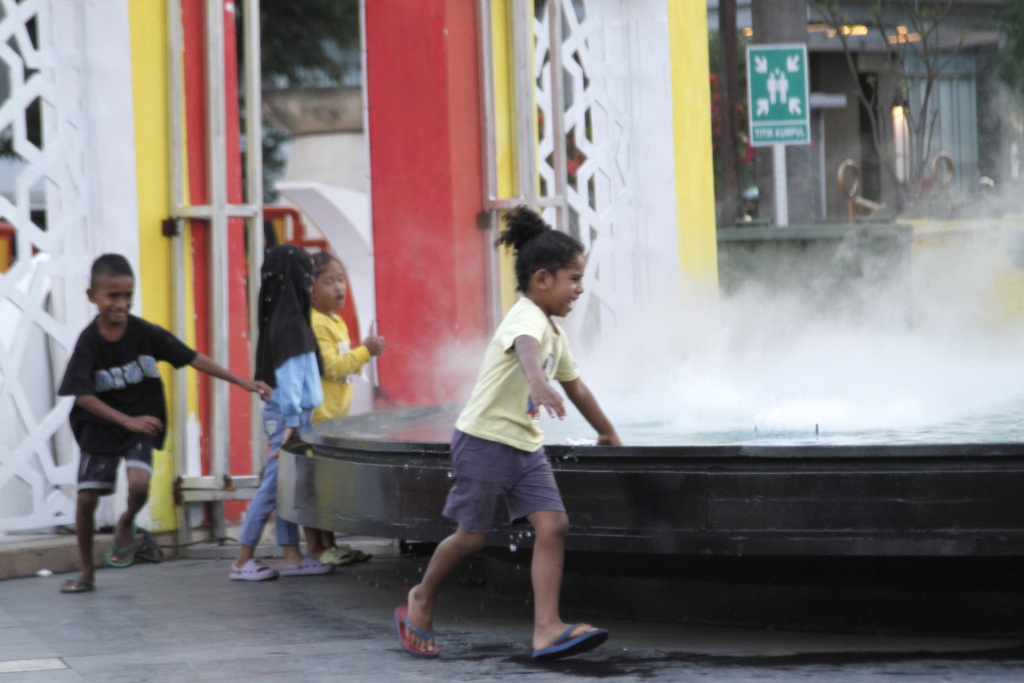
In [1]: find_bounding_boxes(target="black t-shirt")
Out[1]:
[58,315,197,454]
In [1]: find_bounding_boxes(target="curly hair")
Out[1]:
[496,206,583,293]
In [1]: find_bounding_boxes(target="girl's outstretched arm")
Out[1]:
[514,335,566,419]
[560,377,621,445]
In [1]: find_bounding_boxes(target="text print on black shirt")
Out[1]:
[95,355,160,392]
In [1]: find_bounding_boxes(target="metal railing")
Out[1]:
[166,0,265,555]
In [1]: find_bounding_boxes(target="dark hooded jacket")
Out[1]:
[254,244,325,387]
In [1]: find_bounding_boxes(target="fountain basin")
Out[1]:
[278,404,1024,556]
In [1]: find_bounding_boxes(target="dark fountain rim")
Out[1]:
[301,403,1024,465]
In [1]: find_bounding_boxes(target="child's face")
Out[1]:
[532,254,585,318]
[311,259,347,313]
[88,274,134,328]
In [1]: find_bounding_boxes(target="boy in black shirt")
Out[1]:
[57,254,272,593]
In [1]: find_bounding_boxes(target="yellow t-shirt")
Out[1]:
[455,297,579,452]
[311,308,372,423]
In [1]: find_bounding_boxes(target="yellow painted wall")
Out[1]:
[668,1,719,295]
[491,0,520,312]
[128,3,188,531]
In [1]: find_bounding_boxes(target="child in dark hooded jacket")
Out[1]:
[229,245,333,581]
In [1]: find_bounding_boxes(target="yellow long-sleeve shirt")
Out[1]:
[311,308,372,423]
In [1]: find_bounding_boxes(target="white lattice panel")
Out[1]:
[0,0,92,532]
[533,0,684,350]
[534,0,638,346]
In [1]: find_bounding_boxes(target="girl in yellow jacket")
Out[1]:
[306,250,386,564]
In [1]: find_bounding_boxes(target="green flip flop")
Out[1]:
[106,539,137,568]
[106,525,139,568]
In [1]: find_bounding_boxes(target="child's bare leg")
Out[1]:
[281,544,305,565]
[303,527,326,558]
[111,467,148,561]
[527,510,599,651]
[73,490,99,582]
[234,545,255,567]
[405,525,485,653]
[321,530,336,548]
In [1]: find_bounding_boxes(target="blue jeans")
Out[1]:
[237,402,313,549]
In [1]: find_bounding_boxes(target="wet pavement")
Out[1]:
[2,545,1024,681]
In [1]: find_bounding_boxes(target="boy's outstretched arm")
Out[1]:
[75,395,163,436]
[560,377,621,445]
[190,353,273,400]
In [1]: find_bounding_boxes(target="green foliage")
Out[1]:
[258,0,361,88]
[239,0,360,201]
[996,0,1024,103]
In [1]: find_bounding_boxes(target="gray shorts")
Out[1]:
[76,442,153,495]
[442,429,566,533]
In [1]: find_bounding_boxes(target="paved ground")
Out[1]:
[2,538,1024,682]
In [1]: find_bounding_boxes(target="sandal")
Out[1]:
[229,558,279,581]
[319,546,358,566]
[60,577,95,593]
[332,543,372,564]
[280,555,334,576]
[106,541,137,568]
[106,524,138,568]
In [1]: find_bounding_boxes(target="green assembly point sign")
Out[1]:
[746,43,810,146]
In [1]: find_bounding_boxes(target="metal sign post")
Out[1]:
[746,43,810,227]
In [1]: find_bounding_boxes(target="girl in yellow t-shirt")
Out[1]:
[395,207,620,661]
[306,251,386,565]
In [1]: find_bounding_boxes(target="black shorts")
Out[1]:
[442,429,565,533]
[76,442,153,495]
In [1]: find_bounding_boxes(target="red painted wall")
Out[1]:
[365,0,489,407]
[181,0,211,467]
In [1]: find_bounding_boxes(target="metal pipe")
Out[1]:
[356,0,385,394]
[535,196,566,209]
[165,0,192,549]
[172,204,259,218]
[546,0,568,231]
[484,198,530,210]
[168,0,184,213]
[477,0,498,206]
[171,217,191,539]
[511,0,537,207]
[243,0,265,472]
[205,0,231,541]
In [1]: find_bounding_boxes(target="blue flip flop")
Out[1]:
[532,624,609,661]
[394,605,439,658]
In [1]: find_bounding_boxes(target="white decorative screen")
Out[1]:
[0,0,91,532]
[533,0,639,346]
